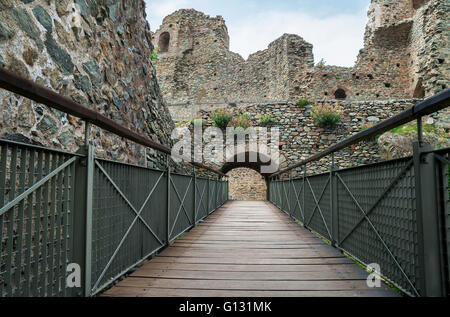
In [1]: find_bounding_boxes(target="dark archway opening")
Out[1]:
[159,32,170,52]
[334,88,347,100]
[412,0,426,9]
[413,79,425,98]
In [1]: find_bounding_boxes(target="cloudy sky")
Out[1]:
[144,0,370,67]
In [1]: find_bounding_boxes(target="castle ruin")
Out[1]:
[153,0,449,104]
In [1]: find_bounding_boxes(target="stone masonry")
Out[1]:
[227,167,267,201]
[0,0,176,171]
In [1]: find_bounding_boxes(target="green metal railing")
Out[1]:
[0,139,228,297]
[0,67,228,297]
[268,88,450,297]
[0,140,79,296]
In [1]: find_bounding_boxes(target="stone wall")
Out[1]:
[227,167,266,201]
[186,99,430,175]
[153,0,449,105]
[0,0,176,171]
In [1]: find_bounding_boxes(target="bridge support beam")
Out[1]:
[413,141,447,297]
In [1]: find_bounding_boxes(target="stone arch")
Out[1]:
[334,88,347,100]
[221,151,280,201]
[221,151,278,176]
[158,32,170,52]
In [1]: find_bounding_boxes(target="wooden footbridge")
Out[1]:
[0,68,449,297]
[102,201,397,297]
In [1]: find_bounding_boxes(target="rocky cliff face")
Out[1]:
[0,0,174,169]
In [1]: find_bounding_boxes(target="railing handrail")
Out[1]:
[270,88,450,177]
[0,67,226,177]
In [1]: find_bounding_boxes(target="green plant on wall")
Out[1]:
[230,115,252,130]
[296,98,312,108]
[311,102,343,127]
[151,45,160,65]
[211,108,233,129]
[316,58,326,67]
[359,122,375,132]
[259,114,277,126]
[191,118,204,127]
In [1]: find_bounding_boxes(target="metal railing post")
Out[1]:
[166,155,170,244]
[215,176,219,210]
[413,141,447,296]
[207,177,210,215]
[193,167,197,225]
[303,168,306,224]
[330,153,339,247]
[84,142,94,297]
[72,122,94,297]
[289,171,292,217]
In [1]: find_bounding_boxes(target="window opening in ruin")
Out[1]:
[334,89,347,100]
[384,83,391,88]
[368,74,374,80]
[159,32,170,52]
[412,0,426,10]
[413,79,425,98]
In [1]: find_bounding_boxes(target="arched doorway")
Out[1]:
[221,151,279,201]
[158,32,170,52]
[334,88,347,99]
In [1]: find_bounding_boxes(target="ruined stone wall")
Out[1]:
[153,10,312,104]
[153,0,449,105]
[0,0,176,170]
[187,99,425,175]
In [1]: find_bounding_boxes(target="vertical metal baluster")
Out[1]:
[55,154,65,295]
[47,154,59,296]
[0,144,8,297]
[61,159,71,297]
[39,151,51,297]
[5,145,18,296]
[14,148,27,296]
[47,153,59,296]
[32,151,43,296]
[24,149,35,296]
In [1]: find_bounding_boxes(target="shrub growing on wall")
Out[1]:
[259,114,277,126]
[311,103,343,127]
[296,98,312,108]
[191,118,204,127]
[230,116,252,130]
[211,108,233,128]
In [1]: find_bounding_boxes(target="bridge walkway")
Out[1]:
[101,201,398,297]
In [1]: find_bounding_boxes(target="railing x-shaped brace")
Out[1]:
[91,160,165,293]
[334,165,419,296]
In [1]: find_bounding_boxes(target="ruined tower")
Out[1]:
[153,0,449,104]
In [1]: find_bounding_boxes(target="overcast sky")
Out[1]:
[145,0,370,67]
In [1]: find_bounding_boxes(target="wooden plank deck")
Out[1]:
[101,201,399,297]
